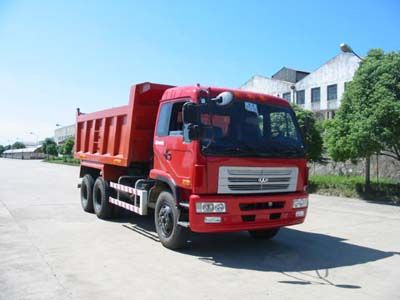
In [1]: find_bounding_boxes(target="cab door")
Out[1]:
[153,100,194,189]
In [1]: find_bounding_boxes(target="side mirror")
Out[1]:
[183,102,200,125]
[183,124,200,142]
[212,91,234,107]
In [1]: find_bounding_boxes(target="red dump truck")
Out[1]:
[75,82,309,249]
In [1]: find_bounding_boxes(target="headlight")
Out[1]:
[293,198,308,208]
[196,202,226,213]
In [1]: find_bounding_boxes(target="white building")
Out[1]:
[2,146,45,159]
[54,125,75,144]
[241,52,361,119]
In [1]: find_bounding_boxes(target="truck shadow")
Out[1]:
[184,228,400,289]
[115,213,398,286]
[182,228,398,272]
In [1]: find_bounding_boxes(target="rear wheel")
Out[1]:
[154,191,187,250]
[248,228,280,240]
[93,177,113,219]
[81,174,94,213]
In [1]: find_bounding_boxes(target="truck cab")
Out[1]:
[75,83,308,249]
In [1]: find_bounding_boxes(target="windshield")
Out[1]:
[200,100,305,158]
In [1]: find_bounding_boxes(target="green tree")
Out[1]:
[292,104,324,163]
[62,138,74,156]
[325,49,400,187]
[0,145,5,155]
[12,141,26,149]
[46,144,58,156]
[42,138,57,155]
[57,144,64,155]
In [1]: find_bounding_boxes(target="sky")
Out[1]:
[0,0,399,145]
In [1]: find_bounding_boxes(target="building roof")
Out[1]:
[271,67,310,83]
[272,67,310,77]
[3,145,42,154]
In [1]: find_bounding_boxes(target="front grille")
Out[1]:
[218,166,298,194]
[239,201,285,211]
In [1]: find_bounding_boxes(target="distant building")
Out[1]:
[54,125,75,144]
[240,52,361,119]
[2,146,45,159]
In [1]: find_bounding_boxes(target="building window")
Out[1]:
[282,92,291,102]
[327,84,337,100]
[311,87,320,102]
[296,90,305,105]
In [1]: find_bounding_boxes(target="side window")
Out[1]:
[169,102,185,136]
[156,103,172,137]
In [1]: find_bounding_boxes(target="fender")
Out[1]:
[150,169,181,202]
[79,160,103,178]
[80,160,128,182]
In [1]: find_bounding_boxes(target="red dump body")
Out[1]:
[75,83,173,167]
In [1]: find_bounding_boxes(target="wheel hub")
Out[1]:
[158,204,173,237]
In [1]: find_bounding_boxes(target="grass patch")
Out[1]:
[43,156,80,166]
[309,175,400,204]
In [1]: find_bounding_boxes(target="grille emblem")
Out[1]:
[258,177,269,183]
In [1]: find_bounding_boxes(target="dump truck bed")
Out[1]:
[74,82,173,167]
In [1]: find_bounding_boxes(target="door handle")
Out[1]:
[163,150,172,161]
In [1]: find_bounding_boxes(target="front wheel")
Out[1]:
[154,191,187,250]
[248,228,280,240]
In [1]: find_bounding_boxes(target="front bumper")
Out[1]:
[189,192,308,233]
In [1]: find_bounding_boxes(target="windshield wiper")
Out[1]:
[227,143,262,155]
[278,149,303,157]
[203,143,260,156]
[207,147,254,156]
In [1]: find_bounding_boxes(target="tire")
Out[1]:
[154,191,187,250]
[81,174,94,213]
[93,177,113,219]
[248,228,280,240]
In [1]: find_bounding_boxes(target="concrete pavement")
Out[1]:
[0,158,399,300]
